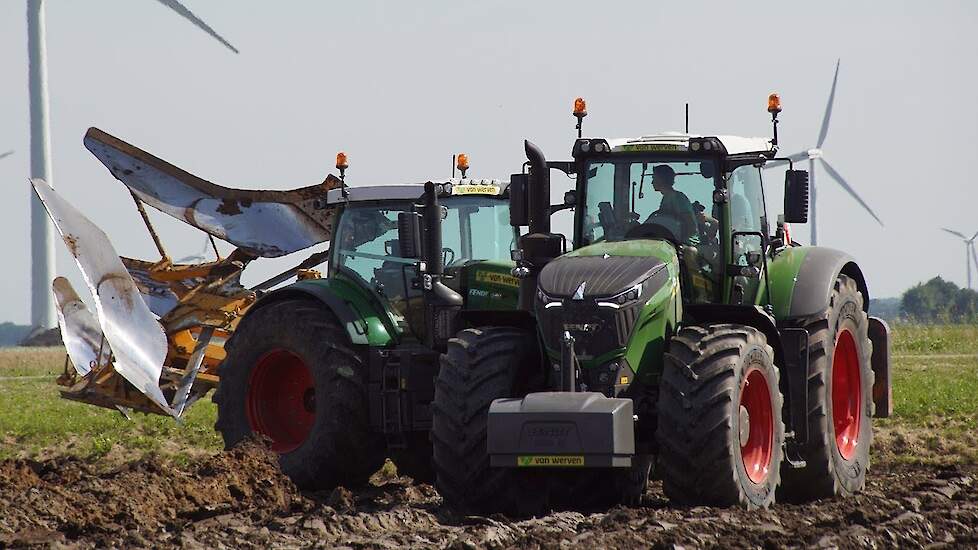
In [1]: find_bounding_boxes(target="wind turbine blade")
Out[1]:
[970,230,978,242]
[820,158,883,227]
[816,59,840,148]
[153,0,240,54]
[763,151,809,169]
[0,150,13,161]
[941,227,966,239]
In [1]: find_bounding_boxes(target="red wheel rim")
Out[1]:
[246,349,315,453]
[832,329,862,460]
[739,367,774,484]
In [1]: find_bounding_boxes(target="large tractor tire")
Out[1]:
[656,324,785,508]
[213,298,385,490]
[431,327,538,515]
[779,274,874,501]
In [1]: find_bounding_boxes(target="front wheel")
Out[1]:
[213,298,385,490]
[431,327,538,514]
[656,324,785,508]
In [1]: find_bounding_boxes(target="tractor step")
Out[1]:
[487,392,634,468]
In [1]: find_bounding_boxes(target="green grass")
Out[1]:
[1,324,976,465]
[0,346,221,462]
[890,323,978,355]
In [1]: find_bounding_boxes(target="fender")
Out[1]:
[767,246,870,321]
[247,279,396,347]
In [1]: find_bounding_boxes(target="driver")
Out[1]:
[645,165,698,243]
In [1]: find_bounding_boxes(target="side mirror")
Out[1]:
[509,173,529,226]
[784,170,809,224]
[397,212,422,259]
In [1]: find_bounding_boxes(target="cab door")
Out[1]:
[727,165,767,305]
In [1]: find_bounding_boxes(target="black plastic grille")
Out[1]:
[536,298,643,359]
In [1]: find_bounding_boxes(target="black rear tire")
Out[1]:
[779,274,874,501]
[431,327,538,515]
[656,324,784,508]
[213,298,385,490]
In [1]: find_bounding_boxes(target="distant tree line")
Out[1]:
[0,322,32,347]
[871,276,978,323]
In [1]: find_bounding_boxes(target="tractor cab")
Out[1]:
[568,132,792,308]
[323,180,518,339]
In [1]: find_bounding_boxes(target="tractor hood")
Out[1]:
[534,239,680,376]
[538,240,675,299]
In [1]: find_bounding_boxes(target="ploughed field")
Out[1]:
[1,325,976,548]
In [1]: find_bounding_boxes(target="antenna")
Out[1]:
[685,103,689,134]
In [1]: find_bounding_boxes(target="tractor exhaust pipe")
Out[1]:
[515,141,563,311]
[421,181,462,348]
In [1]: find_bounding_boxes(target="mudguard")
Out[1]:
[868,317,892,418]
[248,278,396,347]
[768,246,869,320]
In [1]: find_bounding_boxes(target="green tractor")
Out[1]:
[431,96,892,511]
[215,178,523,488]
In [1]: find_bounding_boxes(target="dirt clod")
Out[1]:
[1,440,976,548]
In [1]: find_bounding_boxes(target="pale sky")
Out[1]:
[1,0,976,324]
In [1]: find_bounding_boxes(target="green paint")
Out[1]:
[565,239,678,264]
[541,242,681,383]
[289,276,397,347]
[761,246,811,320]
[624,272,679,383]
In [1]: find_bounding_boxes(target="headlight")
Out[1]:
[537,288,562,308]
[599,284,643,307]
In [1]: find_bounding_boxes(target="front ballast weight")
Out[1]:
[488,392,635,468]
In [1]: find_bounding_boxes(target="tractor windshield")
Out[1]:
[439,196,516,266]
[332,196,514,314]
[579,158,718,247]
[578,158,723,303]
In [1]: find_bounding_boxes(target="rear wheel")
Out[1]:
[779,274,874,501]
[214,299,385,490]
[431,327,538,514]
[656,324,784,508]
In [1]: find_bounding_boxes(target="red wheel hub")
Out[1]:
[246,349,315,453]
[739,367,774,484]
[832,329,862,460]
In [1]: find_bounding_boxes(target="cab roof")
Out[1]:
[604,132,775,156]
[324,178,508,204]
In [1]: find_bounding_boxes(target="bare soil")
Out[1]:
[1,438,975,549]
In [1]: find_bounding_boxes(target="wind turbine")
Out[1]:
[27,0,238,331]
[176,235,217,264]
[767,59,883,245]
[940,228,978,290]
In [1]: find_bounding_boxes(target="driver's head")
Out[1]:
[651,165,676,192]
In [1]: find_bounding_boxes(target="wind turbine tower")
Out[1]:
[28,0,55,330]
[941,228,978,290]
